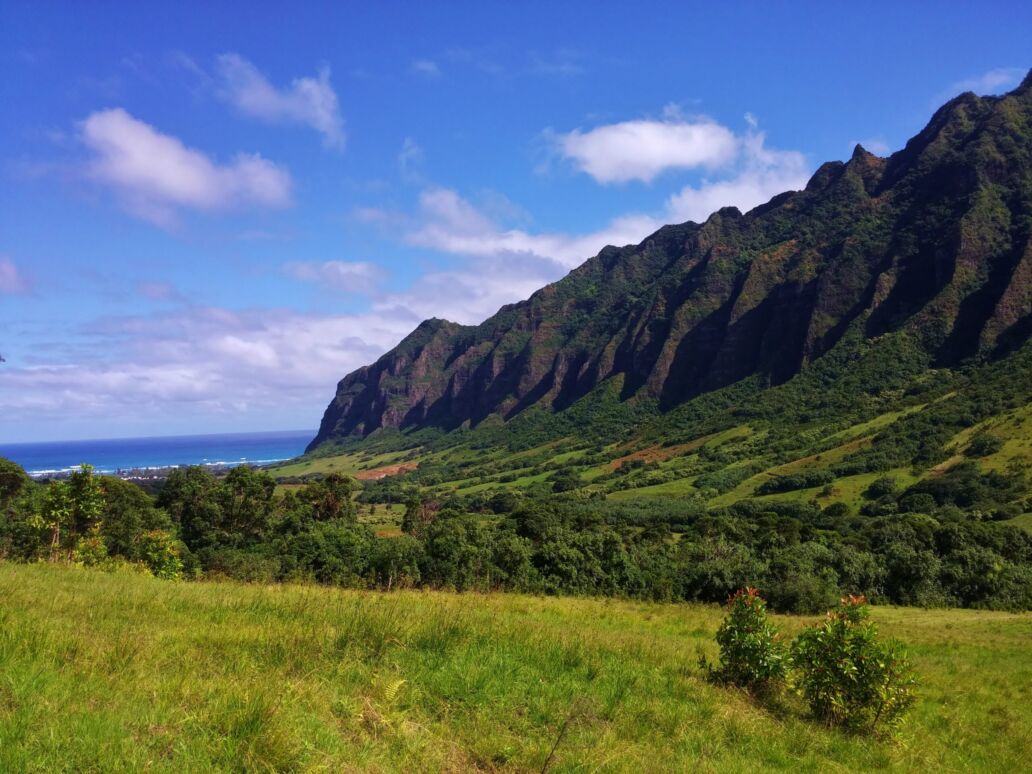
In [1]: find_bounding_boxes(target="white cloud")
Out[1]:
[0,304,420,438]
[551,117,738,183]
[215,53,345,149]
[411,59,441,78]
[0,256,31,295]
[374,262,555,326]
[9,102,812,439]
[408,123,808,270]
[283,260,384,293]
[665,129,809,224]
[80,108,292,226]
[952,67,1025,95]
[408,187,661,269]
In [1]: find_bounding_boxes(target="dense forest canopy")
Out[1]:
[2,458,1031,613]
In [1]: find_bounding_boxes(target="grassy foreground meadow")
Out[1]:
[2,564,1031,773]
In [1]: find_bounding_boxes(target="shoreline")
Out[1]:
[26,457,295,481]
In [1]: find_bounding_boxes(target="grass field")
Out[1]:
[269,448,416,479]
[1005,512,1032,533]
[2,564,1031,772]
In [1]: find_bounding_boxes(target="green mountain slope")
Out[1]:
[309,71,1032,451]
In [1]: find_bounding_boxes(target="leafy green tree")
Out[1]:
[676,537,764,602]
[709,587,787,690]
[99,476,174,559]
[965,433,1004,458]
[219,466,275,545]
[401,498,439,537]
[369,535,424,590]
[763,542,841,614]
[0,458,31,508]
[158,467,223,552]
[551,469,582,493]
[302,473,358,522]
[421,513,494,590]
[490,530,536,590]
[68,464,104,538]
[38,480,73,558]
[791,596,917,732]
[863,476,898,501]
[137,529,185,579]
[283,521,373,585]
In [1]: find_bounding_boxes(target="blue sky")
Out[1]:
[1,1,1029,442]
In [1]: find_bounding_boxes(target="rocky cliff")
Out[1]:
[309,71,1032,451]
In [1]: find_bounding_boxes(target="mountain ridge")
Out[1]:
[309,72,1032,453]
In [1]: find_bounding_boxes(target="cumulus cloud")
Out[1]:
[951,67,1025,95]
[551,116,738,183]
[11,100,813,439]
[80,108,292,226]
[0,304,419,438]
[283,260,384,293]
[214,53,345,149]
[665,128,809,223]
[407,127,807,272]
[374,262,555,327]
[408,187,661,269]
[0,257,31,295]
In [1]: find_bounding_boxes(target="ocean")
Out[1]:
[0,430,315,477]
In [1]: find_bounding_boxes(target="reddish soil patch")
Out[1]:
[354,462,418,480]
[608,443,695,471]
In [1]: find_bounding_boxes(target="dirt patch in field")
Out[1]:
[354,462,418,480]
[929,454,964,476]
[608,443,696,471]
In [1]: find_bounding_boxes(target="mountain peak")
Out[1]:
[1015,67,1032,96]
[851,143,875,161]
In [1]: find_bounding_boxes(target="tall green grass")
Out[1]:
[2,563,1030,771]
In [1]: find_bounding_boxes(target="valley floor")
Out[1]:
[1,563,1031,772]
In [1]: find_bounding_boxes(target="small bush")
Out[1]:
[790,595,917,732]
[709,587,787,690]
[138,529,184,580]
[965,433,1004,458]
[72,533,108,566]
[863,476,898,500]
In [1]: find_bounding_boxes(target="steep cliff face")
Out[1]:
[309,73,1032,451]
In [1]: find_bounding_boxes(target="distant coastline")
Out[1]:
[0,430,314,479]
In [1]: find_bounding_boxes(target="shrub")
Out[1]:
[756,470,835,495]
[863,476,898,500]
[137,529,184,580]
[790,595,917,732]
[709,587,787,690]
[965,433,1004,458]
[72,533,108,566]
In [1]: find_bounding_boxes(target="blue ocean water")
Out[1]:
[0,430,315,477]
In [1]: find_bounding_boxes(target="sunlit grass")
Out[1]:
[269,448,413,479]
[2,563,1030,772]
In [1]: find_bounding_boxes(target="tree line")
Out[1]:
[3,457,1032,612]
